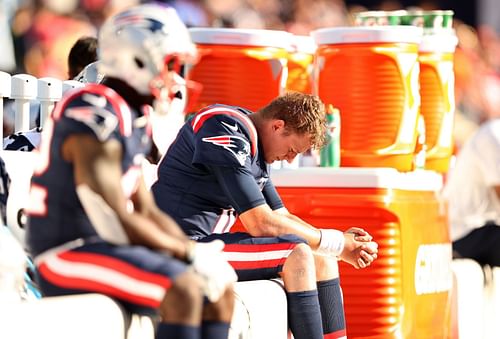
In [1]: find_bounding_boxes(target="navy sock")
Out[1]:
[286,289,324,339]
[201,320,230,339]
[317,278,346,338]
[156,323,200,339]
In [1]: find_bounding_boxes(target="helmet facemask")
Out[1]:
[150,55,184,116]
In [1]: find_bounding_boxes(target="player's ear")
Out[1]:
[271,119,285,132]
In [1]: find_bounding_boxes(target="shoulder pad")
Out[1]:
[52,84,132,140]
[190,105,258,157]
[52,84,132,136]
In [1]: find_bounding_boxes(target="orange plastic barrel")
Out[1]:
[187,28,292,112]
[312,26,422,171]
[286,35,316,94]
[269,167,452,338]
[418,31,458,173]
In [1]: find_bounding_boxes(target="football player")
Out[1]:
[25,4,236,339]
[152,92,379,339]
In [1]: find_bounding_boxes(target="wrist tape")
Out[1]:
[317,229,345,257]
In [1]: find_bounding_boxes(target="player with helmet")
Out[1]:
[25,4,236,339]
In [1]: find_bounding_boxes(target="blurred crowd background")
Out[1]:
[0,0,499,148]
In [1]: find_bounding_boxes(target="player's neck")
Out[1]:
[248,113,261,129]
[102,77,154,112]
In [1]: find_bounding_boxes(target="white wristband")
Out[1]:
[317,229,345,257]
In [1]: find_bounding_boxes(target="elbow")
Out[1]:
[239,204,282,237]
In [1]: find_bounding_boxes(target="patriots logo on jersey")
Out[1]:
[66,106,118,142]
[202,135,250,166]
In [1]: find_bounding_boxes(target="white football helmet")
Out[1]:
[97,4,197,103]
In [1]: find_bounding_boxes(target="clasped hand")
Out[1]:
[341,227,378,269]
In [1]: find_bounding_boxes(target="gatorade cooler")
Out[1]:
[418,30,458,173]
[354,9,454,31]
[353,10,407,26]
[312,26,422,171]
[271,167,453,338]
[403,10,454,31]
[187,28,292,112]
[286,35,316,94]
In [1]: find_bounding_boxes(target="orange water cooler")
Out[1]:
[312,26,422,171]
[187,28,292,112]
[418,31,458,173]
[271,167,453,338]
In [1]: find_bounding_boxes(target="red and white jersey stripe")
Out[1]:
[38,251,171,308]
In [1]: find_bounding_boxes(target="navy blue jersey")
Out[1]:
[3,127,42,151]
[26,84,151,257]
[152,104,283,237]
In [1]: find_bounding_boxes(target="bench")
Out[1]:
[0,150,290,339]
[0,280,289,339]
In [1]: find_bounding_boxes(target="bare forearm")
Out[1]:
[273,213,321,248]
[147,206,190,241]
[67,136,191,260]
[120,211,190,260]
[240,205,321,249]
[282,212,316,229]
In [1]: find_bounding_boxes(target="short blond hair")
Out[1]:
[258,92,327,149]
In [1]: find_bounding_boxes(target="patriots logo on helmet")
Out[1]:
[115,15,168,34]
[202,135,250,166]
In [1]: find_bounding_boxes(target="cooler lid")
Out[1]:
[291,35,317,54]
[271,167,443,191]
[419,30,458,52]
[189,28,293,49]
[311,26,423,45]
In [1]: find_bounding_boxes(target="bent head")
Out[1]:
[97,4,197,113]
[256,92,327,164]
